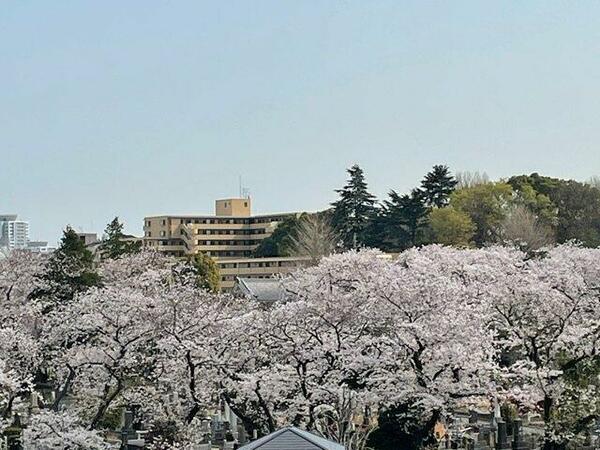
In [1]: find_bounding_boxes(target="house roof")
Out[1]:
[238,426,345,450]
[235,278,288,302]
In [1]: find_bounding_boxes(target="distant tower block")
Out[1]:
[215,198,252,217]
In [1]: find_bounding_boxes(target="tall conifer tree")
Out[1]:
[331,164,377,249]
[98,217,142,259]
[420,165,458,208]
[382,189,429,250]
[34,226,101,304]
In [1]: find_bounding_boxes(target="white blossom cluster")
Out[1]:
[0,244,599,448]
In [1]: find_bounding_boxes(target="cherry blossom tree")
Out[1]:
[220,250,442,448]
[22,410,114,449]
[0,356,27,434]
[489,244,600,448]
[0,250,46,332]
[0,252,45,432]
[2,243,600,449]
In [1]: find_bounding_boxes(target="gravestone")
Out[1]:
[496,421,511,450]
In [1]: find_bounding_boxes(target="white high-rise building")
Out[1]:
[0,215,31,250]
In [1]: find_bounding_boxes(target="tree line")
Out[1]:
[255,165,600,258]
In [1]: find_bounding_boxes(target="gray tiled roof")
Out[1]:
[238,426,345,450]
[235,278,288,302]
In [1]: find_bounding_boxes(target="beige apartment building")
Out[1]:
[217,255,311,290]
[143,198,307,290]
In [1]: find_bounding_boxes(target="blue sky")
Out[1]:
[1,1,599,244]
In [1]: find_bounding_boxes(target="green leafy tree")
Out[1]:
[35,226,101,304]
[553,180,600,247]
[510,183,557,227]
[381,189,429,251]
[450,182,513,247]
[428,207,475,247]
[188,252,220,292]
[508,173,563,199]
[98,217,142,260]
[509,174,600,247]
[331,165,377,249]
[252,215,302,257]
[420,165,458,208]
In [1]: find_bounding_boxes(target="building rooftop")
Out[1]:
[234,277,290,302]
[238,426,345,450]
[143,212,299,219]
[217,256,310,263]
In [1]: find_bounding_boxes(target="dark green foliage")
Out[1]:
[331,164,378,249]
[252,215,302,257]
[322,169,600,252]
[34,226,101,304]
[367,403,440,450]
[362,209,387,250]
[553,181,600,247]
[98,217,142,259]
[508,174,600,247]
[420,164,458,208]
[508,173,563,199]
[381,189,429,251]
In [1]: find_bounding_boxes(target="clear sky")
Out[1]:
[1,1,599,244]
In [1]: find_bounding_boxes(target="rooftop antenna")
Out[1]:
[238,175,250,199]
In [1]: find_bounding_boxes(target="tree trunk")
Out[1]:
[254,385,276,433]
[52,364,76,411]
[542,395,560,450]
[422,409,441,448]
[89,380,123,430]
[221,393,270,440]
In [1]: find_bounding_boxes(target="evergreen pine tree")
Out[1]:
[98,217,142,259]
[331,164,377,249]
[382,189,429,250]
[34,226,101,304]
[420,165,458,208]
[362,208,387,250]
